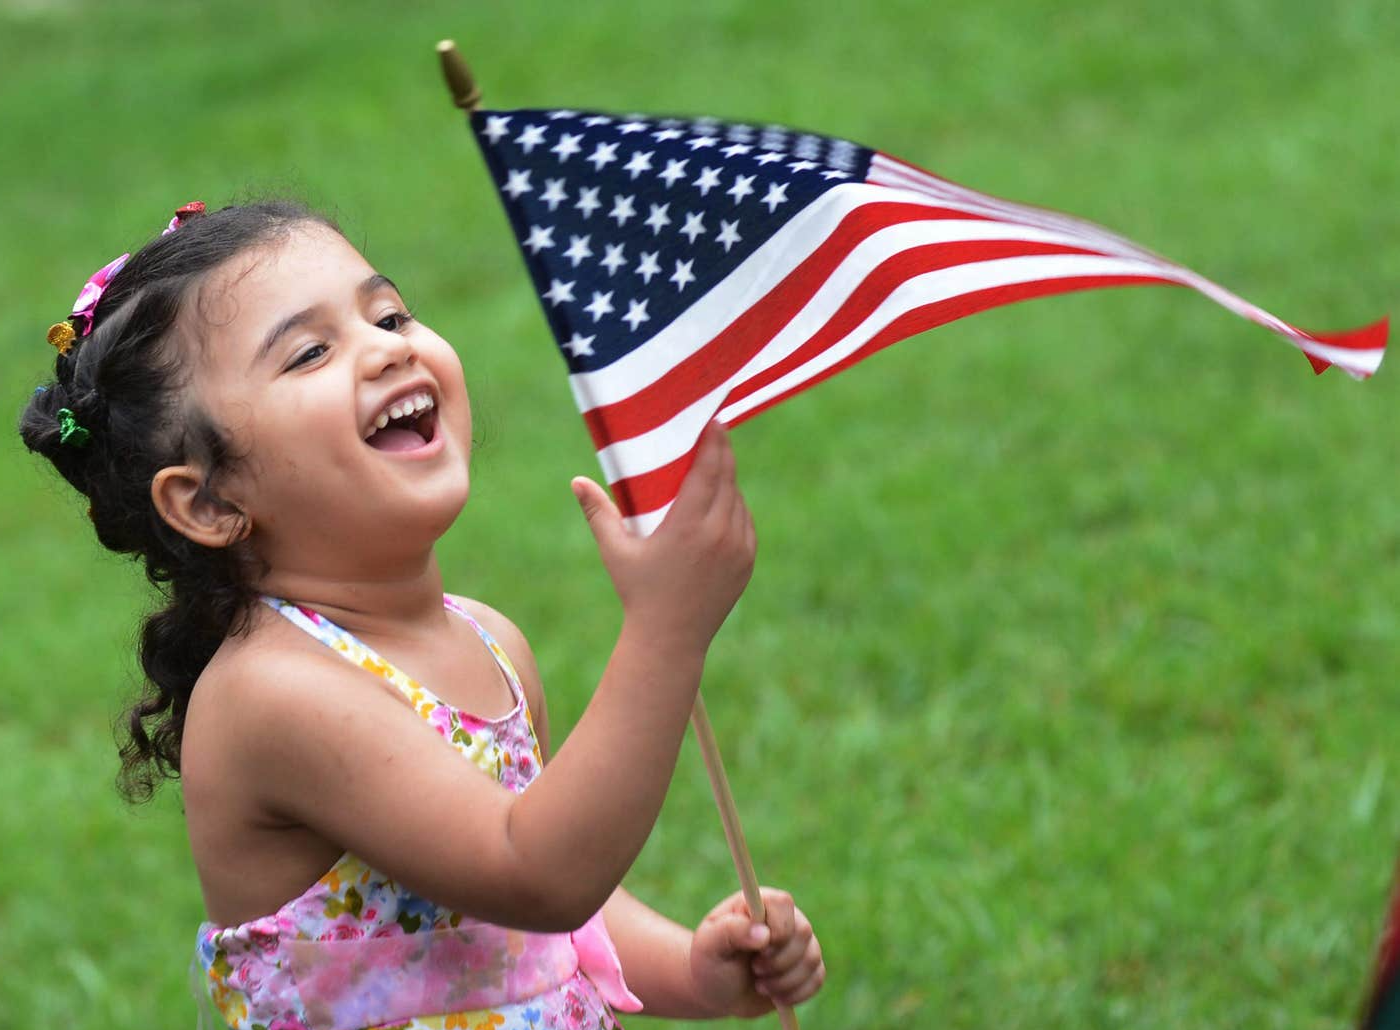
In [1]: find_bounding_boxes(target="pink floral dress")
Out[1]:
[192,595,642,1030]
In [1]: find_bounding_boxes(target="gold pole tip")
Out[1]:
[436,39,482,112]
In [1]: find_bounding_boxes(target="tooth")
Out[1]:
[417,396,430,411]
[389,405,404,419]
[375,413,389,429]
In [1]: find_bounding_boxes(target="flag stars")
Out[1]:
[514,124,547,153]
[652,127,684,142]
[760,181,789,213]
[583,115,613,127]
[563,331,595,357]
[599,243,627,276]
[622,298,651,331]
[551,132,583,162]
[543,279,575,305]
[716,219,742,252]
[502,169,533,199]
[609,194,637,226]
[623,150,654,179]
[722,142,753,157]
[645,203,672,235]
[587,141,619,170]
[727,174,755,204]
[583,290,615,322]
[539,178,568,211]
[679,211,707,244]
[787,159,818,173]
[693,166,722,196]
[821,169,851,179]
[670,259,696,291]
[482,115,511,144]
[547,109,579,120]
[636,250,661,283]
[618,120,649,134]
[755,152,784,165]
[575,186,602,218]
[563,234,594,267]
[523,225,555,254]
[659,158,689,187]
[686,135,719,150]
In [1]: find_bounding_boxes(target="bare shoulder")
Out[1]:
[448,596,550,746]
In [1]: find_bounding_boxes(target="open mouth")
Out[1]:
[365,391,438,452]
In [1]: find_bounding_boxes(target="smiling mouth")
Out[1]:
[365,392,438,452]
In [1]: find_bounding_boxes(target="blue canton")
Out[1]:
[472,108,874,374]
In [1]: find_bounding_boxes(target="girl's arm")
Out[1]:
[226,423,754,932]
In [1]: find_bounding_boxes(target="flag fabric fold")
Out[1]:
[469,107,1387,534]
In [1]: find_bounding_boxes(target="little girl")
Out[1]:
[22,200,824,1029]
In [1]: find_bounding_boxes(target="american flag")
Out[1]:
[470,107,1388,534]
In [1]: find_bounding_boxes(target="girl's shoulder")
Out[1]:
[446,594,549,747]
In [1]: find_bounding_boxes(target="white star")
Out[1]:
[636,251,661,283]
[755,151,784,165]
[583,291,615,322]
[543,279,576,305]
[482,115,511,143]
[539,178,568,211]
[600,243,627,275]
[644,203,672,235]
[715,219,742,252]
[760,181,789,213]
[821,169,851,180]
[523,224,555,254]
[563,331,595,356]
[547,109,579,120]
[658,158,689,187]
[586,141,619,170]
[679,211,707,244]
[623,150,654,179]
[575,186,602,218]
[514,124,547,153]
[551,132,583,162]
[693,166,722,196]
[652,127,684,142]
[609,194,637,226]
[622,298,651,332]
[722,143,753,157]
[502,169,533,199]
[583,115,613,127]
[687,135,719,150]
[563,234,594,268]
[787,159,818,173]
[670,258,696,291]
[618,120,649,134]
[726,174,755,204]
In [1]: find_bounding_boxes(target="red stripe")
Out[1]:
[721,239,1103,410]
[726,274,1175,428]
[611,272,1173,517]
[579,200,993,449]
[1302,316,1390,376]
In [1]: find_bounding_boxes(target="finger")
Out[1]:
[758,888,796,944]
[763,953,825,1006]
[666,423,726,523]
[571,477,628,551]
[756,934,823,998]
[752,920,812,976]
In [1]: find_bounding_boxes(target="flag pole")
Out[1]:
[435,42,798,1027]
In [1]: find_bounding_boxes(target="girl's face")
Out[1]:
[185,224,473,577]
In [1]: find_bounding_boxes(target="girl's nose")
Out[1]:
[361,323,417,377]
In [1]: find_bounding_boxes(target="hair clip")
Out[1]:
[47,320,77,355]
[57,408,91,448]
[69,253,130,338]
[162,200,206,236]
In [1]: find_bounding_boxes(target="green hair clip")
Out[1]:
[57,408,91,448]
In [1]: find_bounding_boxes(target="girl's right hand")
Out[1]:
[571,421,756,653]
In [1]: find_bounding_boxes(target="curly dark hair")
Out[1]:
[19,200,338,802]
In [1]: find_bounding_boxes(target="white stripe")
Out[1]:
[596,251,1168,494]
[623,504,670,537]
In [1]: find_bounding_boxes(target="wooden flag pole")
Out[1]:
[435,41,798,1027]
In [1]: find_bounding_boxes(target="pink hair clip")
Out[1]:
[68,253,130,338]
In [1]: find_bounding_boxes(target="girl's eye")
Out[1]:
[376,310,414,332]
[287,343,327,370]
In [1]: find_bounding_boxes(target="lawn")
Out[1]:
[1,1,1398,1028]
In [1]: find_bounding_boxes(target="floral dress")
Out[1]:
[192,595,642,1030]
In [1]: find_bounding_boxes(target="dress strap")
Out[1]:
[261,595,523,719]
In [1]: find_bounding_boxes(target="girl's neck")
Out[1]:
[258,551,451,643]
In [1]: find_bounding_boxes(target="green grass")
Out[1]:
[2,1,1398,1027]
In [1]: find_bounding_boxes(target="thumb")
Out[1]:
[571,476,627,549]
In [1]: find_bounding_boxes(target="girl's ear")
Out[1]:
[151,465,251,548]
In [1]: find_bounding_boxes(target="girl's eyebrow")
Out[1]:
[251,273,402,369]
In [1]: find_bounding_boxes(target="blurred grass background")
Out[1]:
[2,1,1399,1027]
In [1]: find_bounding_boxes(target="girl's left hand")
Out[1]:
[689,887,825,1017]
